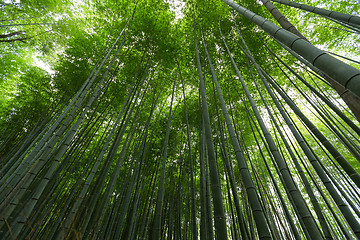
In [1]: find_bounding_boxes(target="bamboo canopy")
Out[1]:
[0,0,360,239]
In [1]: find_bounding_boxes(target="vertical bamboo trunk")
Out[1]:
[152,71,177,240]
[193,11,228,239]
[211,84,250,240]
[263,40,360,136]
[271,0,360,27]
[230,23,360,236]
[202,28,271,239]
[260,0,360,122]
[220,26,324,238]
[221,0,360,98]
[178,63,198,240]
[263,72,360,238]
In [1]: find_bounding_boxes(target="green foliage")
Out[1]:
[0,65,52,153]
[1,0,360,239]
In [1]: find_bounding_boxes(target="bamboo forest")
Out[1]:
[1,0,360,239]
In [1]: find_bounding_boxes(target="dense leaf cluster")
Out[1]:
[0,0,360,239]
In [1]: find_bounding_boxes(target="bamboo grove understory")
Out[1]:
[1,0,360,239]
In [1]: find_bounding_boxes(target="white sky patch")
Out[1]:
[4,0,20,3]
[33,55,55,76]
[166,0,185,19]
